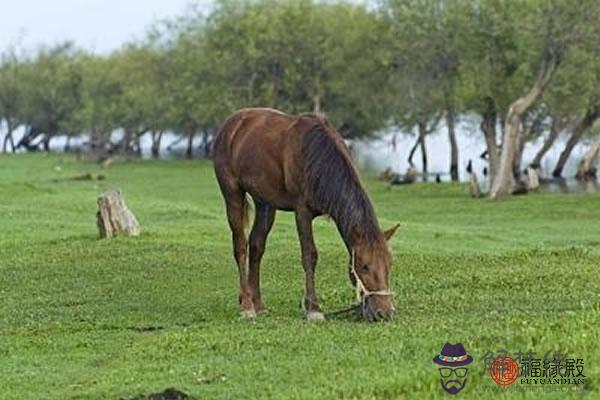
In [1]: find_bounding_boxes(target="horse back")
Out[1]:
[213,108,310,210]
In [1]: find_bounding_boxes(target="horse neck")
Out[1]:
[300,121,381,248]
[329,184,381,250]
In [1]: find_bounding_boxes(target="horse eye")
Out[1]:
[361,264,369,272]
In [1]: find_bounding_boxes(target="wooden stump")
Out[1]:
[526,167,540,191]
[469,172,482,198]
[97,190,141,238]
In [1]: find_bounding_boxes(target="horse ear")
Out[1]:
[383,224,400,241]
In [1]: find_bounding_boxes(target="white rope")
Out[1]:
[350,248,394,301]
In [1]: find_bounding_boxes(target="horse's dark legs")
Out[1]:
[248,202,276,313]
[222,188,255,318]
[295,207,323,320]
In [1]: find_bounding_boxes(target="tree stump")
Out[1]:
[526,167,540,191]
[96,190,141,238]
[469,172,482,198]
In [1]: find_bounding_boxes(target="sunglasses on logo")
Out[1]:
[439,367,468,378]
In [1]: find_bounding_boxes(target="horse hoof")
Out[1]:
[306,312,326,321]
[240,309,257,319]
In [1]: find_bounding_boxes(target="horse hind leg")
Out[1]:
[248,202,276,313]
[221,183,255,318]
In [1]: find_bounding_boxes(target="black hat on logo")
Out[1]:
[433,343,473,367]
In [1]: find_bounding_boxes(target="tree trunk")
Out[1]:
[151,131,163,159]
[418,121,428,181]
[576,134,600,180]
[201,129,214,157]
[135,133,142,157]
[446,107,459,181]
[1,134,8,153]
[64,136,72,152]
[167,135,186,152]
[513,130,527,179]
[313,95,321,114]
[530,117,561,169]
[2,125,15,153]
[480,101,500,183]
[42,135,51,152]
[17,126,42,151]
[186,129,194,159]
[407,135,421,167]
[120,128,133,155]
[552,107,600,178]
[512,111,544,178]
[490,51,559,199]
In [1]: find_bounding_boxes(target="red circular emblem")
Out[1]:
[489,356,519,387]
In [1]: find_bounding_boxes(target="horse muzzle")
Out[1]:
[361,294,395,322]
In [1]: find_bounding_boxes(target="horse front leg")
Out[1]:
[248,202,276,313]
[295,207,324,320]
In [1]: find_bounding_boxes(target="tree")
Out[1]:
[74,54,122,153]
[201,0,392,138]
[456,0,531,184]
[545,44,600,177]
[382,0,458,179]
[490,0,600,198]
[576,128,600,180]
[490,46,559,198]
[0,47,23,153]
[16,43,83,151]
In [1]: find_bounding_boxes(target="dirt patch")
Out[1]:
[123,388,194,400]
[52,173,106,182]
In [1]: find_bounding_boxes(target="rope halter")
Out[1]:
[350,248,394,302]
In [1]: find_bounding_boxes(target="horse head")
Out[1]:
[349,224,399,322]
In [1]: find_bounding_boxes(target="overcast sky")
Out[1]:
[0,0,213,53]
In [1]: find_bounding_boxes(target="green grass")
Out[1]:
[0,153,599,399]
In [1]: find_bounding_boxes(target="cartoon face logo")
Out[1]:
[433,343,473,395]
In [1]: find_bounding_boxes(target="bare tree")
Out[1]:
[552,107,600,177]
[576,133,600,180]
[530,115,564,169]
[490,48,560,199]
[446,106,459,181]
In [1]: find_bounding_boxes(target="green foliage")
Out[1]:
[200,0,393,136]
[75,54,122,139]
[383,0,456,127]
[113,45,171,134]
[0,0,600,151]
[17,43,84,137]
[0,154,599,399]
[0,49,23,129]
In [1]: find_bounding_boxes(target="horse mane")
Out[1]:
[300,114,381,243]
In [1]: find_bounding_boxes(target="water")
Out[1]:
[352,118,589,183]
[1,118,595,188]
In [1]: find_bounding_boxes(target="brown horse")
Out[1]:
[213,108,399,322]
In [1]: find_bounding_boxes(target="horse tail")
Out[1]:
[242,193,253,229]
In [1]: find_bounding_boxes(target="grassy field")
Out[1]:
[0,154,599,399]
